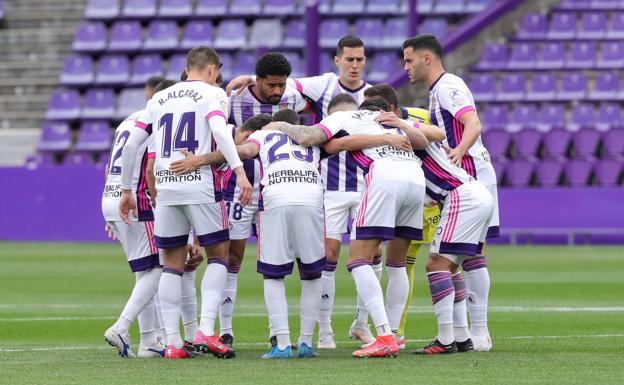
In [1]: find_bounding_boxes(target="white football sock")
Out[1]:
[180,270,197,342]
[219,272,238,336]
[116,267,161,335]
[159,268,183,349]
[264,278,290,350]
[137,296,159,347]
[350,264,391,336]
[198,262,227,336]
[427,271,455,345]
[385,266,409,332]
[299,278,322,346]
[452,272,470,342]
[464,267,490,337]
[152,294,165,342]
[318,270,335,336]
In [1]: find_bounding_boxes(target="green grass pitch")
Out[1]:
[0,243,623,384]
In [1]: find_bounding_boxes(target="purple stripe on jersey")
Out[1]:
[257,260,295,278]
[346,258,372,272]
[197,229,229,246]
[355,226,395,241]
[438,242,479,256]
[440,109,458,148]
[422,167,461,192]
[486,225,500,239]
[311,81,332,124]
[136,151,154,222]
[426,186,447,203]
[244,158,255,185]
[395,226,423,241]
[259,103,273,115]
[297,256,327,275]
[155,234,189,249]
[128,253,160,272]
[345,152,359,192]
[326,155,340,191]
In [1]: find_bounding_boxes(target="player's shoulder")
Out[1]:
[116,108,145,131]
[438,73,469,90]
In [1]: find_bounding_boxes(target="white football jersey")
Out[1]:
[221,125,261,205]
[135,80,229,206]
[290,73,372,193]
[246,130,323,210]
[228,84,309,127]
[429,72,494,184]
[102,110,153,222]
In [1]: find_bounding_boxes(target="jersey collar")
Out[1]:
[429,72,446,91]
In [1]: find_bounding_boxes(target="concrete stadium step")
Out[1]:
[0,129,41,166]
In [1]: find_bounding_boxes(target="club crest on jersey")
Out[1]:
[279,103,288,110]
[220,100,227,110]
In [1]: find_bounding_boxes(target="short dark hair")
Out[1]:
[359,97,390,112]
[186,46,221,71]
[180,70,187,81]
[153,79,177,94]
[216,73,223,86]
[328,93,358,113]
[146,76,165,89]
[272,109,300,125]
[336,35,364,56]
[364,84,399,108]
[240,114,272,132]
[402,34,443,59]
[255,52,292,78]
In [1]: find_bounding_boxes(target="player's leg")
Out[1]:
[180,269,198,346]
[257,207,295,359]
[385,237,410,338]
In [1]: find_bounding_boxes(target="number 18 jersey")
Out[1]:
[136,80,229,206]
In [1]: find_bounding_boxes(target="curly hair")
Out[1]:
[255,52,292,78]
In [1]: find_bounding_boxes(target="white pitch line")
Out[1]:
[1,334,623,353]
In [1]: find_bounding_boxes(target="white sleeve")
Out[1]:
[290,73,333,102]
[121,126,150,189]
[437,80,476,120]
[210,115,243,170]
[317,111,349,139]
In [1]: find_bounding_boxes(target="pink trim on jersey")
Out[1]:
[206,110,227,120]
[422,157,462,188]
[246,138,261,149]
[220,200,228,230]
[293,78,303,93]
[138,153,149,212]
[221,168,233,190]
[442,189,460,242]
[356,163,375,227]
[144,222,157,254]
[315,124,333,140]
[454,106,475,121]
[135,121,148,130]
[351,150,373,168]
[452,118,475,177]
[147,152,156,159]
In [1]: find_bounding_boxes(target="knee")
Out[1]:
[426,254,453,272]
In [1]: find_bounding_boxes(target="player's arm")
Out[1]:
[145,154,156,206]
[263,121,328,147]
[323,134,412,155]
[169,143,257,175]
[119,125,150,224]
[449,110,481,166]
[374,111,429,150]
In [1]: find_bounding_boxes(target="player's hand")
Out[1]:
[184,244,204,272]
[119,190,137,225]
[233,167,253,207]
[104,223,117,241]
[444,144,465,167]
[170,149,200,175]
[225,75,253,96]
[261,121,282,131]
[375,111,403,128]
[384,134,413,152]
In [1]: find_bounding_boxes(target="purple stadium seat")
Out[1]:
[514,129,542,158]
[382,18,408,48]
[196,0,228,16]
[180,21,214,50]
[537,104,566,131]
[434,0,466,14]
[507,103,538,132]
[490,158,506,182]
[506,159,534,187]
[566,41,596,69]
[319,53,337,75]
[469,73,496,102]
[283,52,303,78]
[354,19,384,48]
[565,159,594,187]
[121,0,157,18]
[108,21,142,52]
[496,73,525,101]
[557,72,587,101]
[507,42,536,70]
[366,0,400,13]
[72,22,106,52]
[81,88,116,119]
[250,19,283,49]
[535,157,564,187]
[543,128,572,157]
[130,54,163,86]
[219,53,234,81]
[215,20,247,49]
[116,88,145,119]
[559,0,591,9]
[143,20,179,52]
[38,121,72,151]
[332,0,365,14]
[165,54,186,80]
[95,55,130,86]
[416,0,433,13]
[368,52,400,83]
[419,18,448,39]
[465,0,491,13]
[234,51,257,77]
[568,102,597,131]
[481,105,508,131]
[548,12,577,39]
[320,19,350,48]
[589,72,620,100]
[85,0,119,19]
[596,41,624,68]
[158,0,193,18]
[476,43,507,70]
[283,19,305,49]
[596,103,622,131]
[607,12,624,39]
[602,128,624,156]
[60,55,94,86]
[315,0,332,13]
[578,12,607,38]
[591,0,620,9]
[481,130,511,159]
[230,0,262,15]
[527,73,556,101]
[264,0,297,15]
[572,128,601,157]
[594,159,622,187]
[517,12,547,39]
[75,121,111,151]
[46,89,81,120]
[537,42,565,69]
